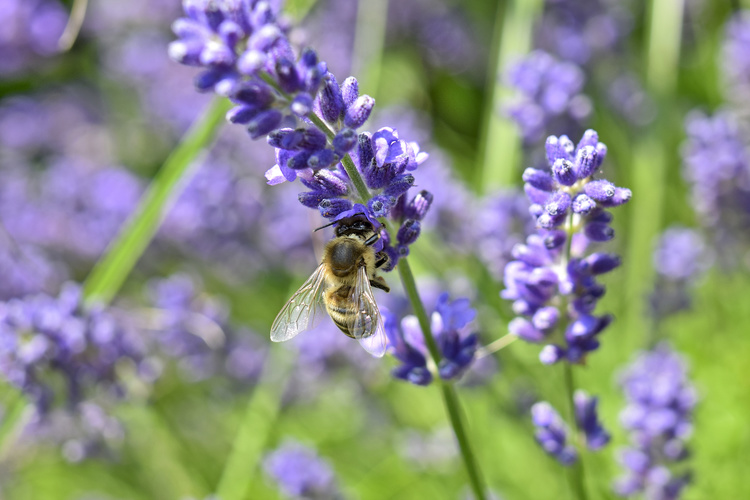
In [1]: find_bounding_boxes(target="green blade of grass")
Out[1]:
[83,96,230,305]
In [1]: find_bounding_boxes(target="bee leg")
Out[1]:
[375,252,389,269]
[364,233,380,246]
[369,276,390,293]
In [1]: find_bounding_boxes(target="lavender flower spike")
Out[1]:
[171,0,433,269]
[614,343,696,499]
[503,129,631,364]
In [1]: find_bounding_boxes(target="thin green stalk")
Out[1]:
[215,348,293,500]
[563,364,588,500]
[477,0,543,192]
[83,96,230,305]
[398,260,487,500]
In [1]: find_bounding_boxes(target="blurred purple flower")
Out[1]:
[680,110,750,265]
[505,51,592,145]
[0,283,146,418]
[530,401,578,465]
[140,274,266,384]
[614,343,696,499]
[649,227,710,318]
[263,441,341,499]
[0,0,67,75]
[474,189,533,280]
[535,0,632,66]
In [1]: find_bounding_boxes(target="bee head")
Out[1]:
[333,214,374,238]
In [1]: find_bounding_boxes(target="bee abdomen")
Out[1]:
[326,303,356,338]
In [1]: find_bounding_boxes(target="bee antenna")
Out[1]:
[314,220,338,232]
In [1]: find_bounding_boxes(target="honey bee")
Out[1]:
[270,213,390,357]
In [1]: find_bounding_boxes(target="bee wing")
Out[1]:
[348,266,387,358]
[270,264,328,342]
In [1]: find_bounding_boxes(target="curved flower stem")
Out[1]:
[398,259,487,500]
[57,0,89,51]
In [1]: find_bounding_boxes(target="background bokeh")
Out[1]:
[0,0,748,499]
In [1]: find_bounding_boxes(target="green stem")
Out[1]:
[83,96,230,305]
[398,259,487,500]
[563,364,588,500]
[214,348,293,500]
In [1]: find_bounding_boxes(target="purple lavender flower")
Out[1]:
[534,0,632,67]
[505,51,592,145]
[141,274,266,383]
[384,293,478,386]
[680,110,750,264]
[614,343,696,499]
[0,0,68,75]
[649,227,710,318]
[263,441,341,499]
[530,401,578,465]
[502,130,631,364]
[574,390,610,450]
[0,283,146,416]
[171,0,433,269]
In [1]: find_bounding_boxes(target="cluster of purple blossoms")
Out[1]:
[170,0,432,269]
[530,391,610,466]
[263,441,342,499]
[0,0,68,75]
[141,274,266,383]
[384,293,478,386]
[0,283,146,416]
[503,130,631,364]
[505,51,592,145]
[534,0,632,67]
[649,227,710,318]
[680,111,750,251]
[614,343,696,499]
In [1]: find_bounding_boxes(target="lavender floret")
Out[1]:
[384,293,478,386]
[531,402,578,465]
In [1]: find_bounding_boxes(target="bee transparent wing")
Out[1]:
[348,266,387,358]
[270,264,327,342]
